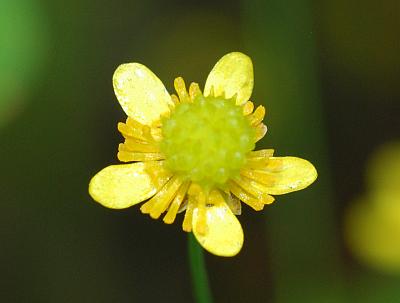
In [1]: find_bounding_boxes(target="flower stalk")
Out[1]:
[188,233,213,303]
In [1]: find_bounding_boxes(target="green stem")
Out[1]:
[187,233,213,303]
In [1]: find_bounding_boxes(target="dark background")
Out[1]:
[1,0,399,302]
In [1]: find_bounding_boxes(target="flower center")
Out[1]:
[160,95,255,190]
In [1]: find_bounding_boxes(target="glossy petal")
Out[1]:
[204,52,253,105]
[256,157,317,195]
[113,63,173,126]
[89,162,170,209]
[193,195,244,257]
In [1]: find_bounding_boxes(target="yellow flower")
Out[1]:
[345,142,400,273]
[89,52,317,257]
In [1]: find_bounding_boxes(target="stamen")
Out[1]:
[188,82,202,101]
[254,123,268,142]
[233,177,275,205]
[177,198,188,213]
[174,77,190,103]
[119,139,159,153]
[125,117,142,127]
[163,181,190,224]
[228,181,265,211]
[247,105,266,126]
[244,157,270,170]
[195,190,208,235]
[207,189,221,206]
[167,102,175,112]
[171,94,180,105]
[148,176,184,219]
[150,127,162,142]
[118,121,154,142]
[242,101,254,116]
[117,151,165,162]
[145,161,174,189]
[182,195,196,232]
[218,191,242,215]
[140,175,178,214]
[247,149,274,158]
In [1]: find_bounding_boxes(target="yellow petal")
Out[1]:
[253,157,317,195]
[192,193,244,257]
[89,162,171,209]
[204,52,253,105]
[113,63,173,126]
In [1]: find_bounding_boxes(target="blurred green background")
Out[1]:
[1,0,399,302]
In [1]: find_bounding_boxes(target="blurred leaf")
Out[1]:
[0,0,49,126]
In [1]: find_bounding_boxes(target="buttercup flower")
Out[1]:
[345,142,400,273]
[89,52,317,257]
